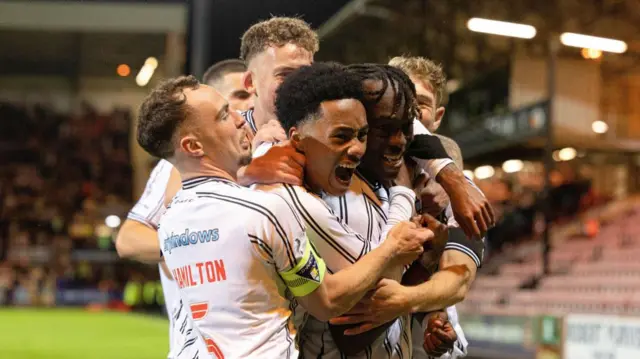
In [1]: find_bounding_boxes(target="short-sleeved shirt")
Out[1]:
[159,176,327,359]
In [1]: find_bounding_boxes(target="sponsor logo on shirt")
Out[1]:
[164,228,219,254]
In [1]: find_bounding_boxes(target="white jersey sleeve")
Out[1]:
[246,190,327,297]
[262,184,372,274]
[412,120,454,178]
[253,141,274,159]
[380,186,416,243]
[127,159,174,229]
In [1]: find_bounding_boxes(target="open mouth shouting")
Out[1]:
[334,162,359,188]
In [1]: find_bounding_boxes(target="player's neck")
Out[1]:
[252,102,275,130]
[177,159,237,184]
[356,167,381,189]
[303,168,322,196]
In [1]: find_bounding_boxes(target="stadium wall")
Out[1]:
[462,312,640,359]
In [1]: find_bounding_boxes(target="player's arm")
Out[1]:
[115,163,180,263]
[408,120,495,238]
[296,221,429,321]
[256,195,431,322]
[384,187,416,231]
[237,143,305,187]
[379,161,418,244]
[115,220,162,263]
[380,186,416,281]
[404,215,484,313]
[404,249,477,313]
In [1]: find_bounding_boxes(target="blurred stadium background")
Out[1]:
[1,0,639,358]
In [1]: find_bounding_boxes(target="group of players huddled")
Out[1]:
[116,17,495,359]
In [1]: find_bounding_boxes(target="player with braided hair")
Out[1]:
[345,63,492,241]
[346,64,420,122]
[323,63,487,359]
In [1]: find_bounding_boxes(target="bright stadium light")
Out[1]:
[558,147,577,161]
[136,57,159,87]
[105,215,121,229]
[463,169,475,180]
[474,165,495,180]
[467,18,536,39]
[581,48,602,60]
[592,120,609,134]
[560,33,627,53]
[502,159,524,173]
[145,57,159,69]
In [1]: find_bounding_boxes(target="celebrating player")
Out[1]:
[247,62,459,358]
[136,75,434,359]
[115,56,276,359]
[388,55,487,358]
[202,59,253,112]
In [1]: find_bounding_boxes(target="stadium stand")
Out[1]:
[460,196,640,317]
[0,101,159,309]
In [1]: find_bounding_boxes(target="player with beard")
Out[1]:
[202,59,253,112]
[114,56,299,359]
[137,75,432,359]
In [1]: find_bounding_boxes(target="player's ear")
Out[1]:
[289,127,304,152]
[242,70,256,96]
[432,106,445,132]
[179,135,204,157]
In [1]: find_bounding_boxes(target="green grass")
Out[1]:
[0,309,169,359]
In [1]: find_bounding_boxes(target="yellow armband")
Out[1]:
[280,242,326,297]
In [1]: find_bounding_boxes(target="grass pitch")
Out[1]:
[0,309,168,359]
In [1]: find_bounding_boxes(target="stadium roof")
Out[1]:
[316,0,640,84]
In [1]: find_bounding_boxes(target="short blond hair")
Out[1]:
[240,17,319,63]
[389,56,447,107]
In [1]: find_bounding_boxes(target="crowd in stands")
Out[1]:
[0,101,154,308]
[475,161,598,256]
[0,100,618,318]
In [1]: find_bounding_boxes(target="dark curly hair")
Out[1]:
[275,62,365,132]
[137,75,200,158]
[346,63,419,121]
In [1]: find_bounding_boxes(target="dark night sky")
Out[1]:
[186,0,350,72]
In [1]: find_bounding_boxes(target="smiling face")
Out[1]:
[359,79,414,183]
[292,98,368,196]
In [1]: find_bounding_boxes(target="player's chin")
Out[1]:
[238,153,252,167]
[326,176,351,196]
[381,166,400,182]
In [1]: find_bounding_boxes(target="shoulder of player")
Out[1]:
[195,183,298,220]
[254,184,325,215]
[148,159,174,182]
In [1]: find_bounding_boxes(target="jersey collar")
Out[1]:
[182,176,240,189]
